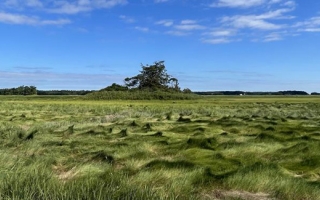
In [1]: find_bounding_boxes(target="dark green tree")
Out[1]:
[124,61,180,91]
[101,83,128,91]
[182,88,192,93]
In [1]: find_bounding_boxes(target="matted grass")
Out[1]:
[0,95,320,199]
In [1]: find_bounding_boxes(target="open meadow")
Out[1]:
[1,95,320,199]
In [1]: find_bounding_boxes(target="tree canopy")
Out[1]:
[101,83,128,91]
[0,86,37,95]
[124,61,180,91]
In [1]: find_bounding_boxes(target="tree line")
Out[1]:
[0,86,37,95]
[0,86,94,95]
[1,61,318,96]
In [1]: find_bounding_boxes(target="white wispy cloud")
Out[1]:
[203,1,299,44]
[94,0,127,8]
[204,29,236,37]
[302,28,320,32]
[202,29,236,43]
[0,12,71,25]
[40,19,72,25]
[263,32,283,41]
[1,0,127,14]
[174,20,206,31]
[294,16,320,32]
[156,19,173,27]
[3,0,41,8]
[0,0,126,26]
[210,0,267,8]
[221,8,294,30]
[48,1,92,14]
[135,26,149,32]
[202,38,231,44]
[210,0,288,8]
[221,15,283,30]
[260,8,295,19]
[157,19,206,36]
[137,0,304,44]
[165,30,190,36]
[269,0,282,4]
[48,0,128,14]
[119,15,135,23]
[282,1,295,8]
[25,0,42,7]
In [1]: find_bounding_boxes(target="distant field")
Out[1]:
[1,95,320,199]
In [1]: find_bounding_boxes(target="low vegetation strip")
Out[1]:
[85,90,198,100]
[0,96,320,199]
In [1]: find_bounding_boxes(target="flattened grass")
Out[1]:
[1,95,320,199]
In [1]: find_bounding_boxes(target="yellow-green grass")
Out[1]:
[0,95,320,199]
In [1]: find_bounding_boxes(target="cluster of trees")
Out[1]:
[102,61,191,93]
[124,61,180,91]
[0,87,93,96]
[195,91,311,95]
[311,92,320,95]
[0,86,37,95]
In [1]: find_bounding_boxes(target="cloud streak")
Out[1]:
[156,19,174,27]
[174,20,206,31]
[0,12,71,25]
[294,16,320,32]
[2,0,319,44]
[1,0,127,14]
[155,19,206,36]
[220,8,293,30]
[148,1,306,43]
[0,0,127,26]
[210,0,267,8]
[202,1,300,44]
[47,0,127,14]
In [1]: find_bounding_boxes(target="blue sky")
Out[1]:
[0,0,320,92]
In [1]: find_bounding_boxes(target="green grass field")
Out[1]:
[1,95,320,199]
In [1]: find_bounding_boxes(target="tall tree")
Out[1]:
[124,61,180,91]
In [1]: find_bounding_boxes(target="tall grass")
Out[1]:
[1,96,320,199]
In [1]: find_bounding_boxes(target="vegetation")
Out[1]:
[196,90,310,95]
[85,90,198,100]
[124,61,180,91]
[85,61,197,100]
[100,83,129,92]
[1,95,320,199]
[0,87,94,96]
[311,92,320,95]
[0,85,37,95]
[37,90,94,95]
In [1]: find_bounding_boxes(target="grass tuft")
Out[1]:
[119,128,128,137]
[144,160,195,170]
[185,137,217,150]
[91,151,114,164]
[25,130,37,140]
